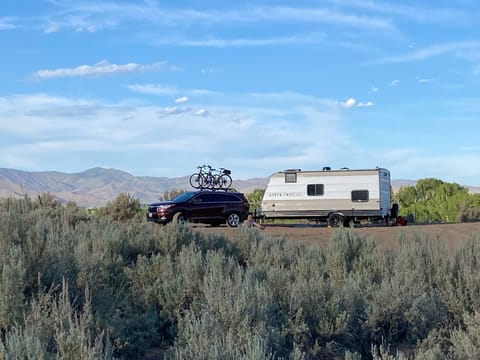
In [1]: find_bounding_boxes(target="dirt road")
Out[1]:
[197,222,480,254]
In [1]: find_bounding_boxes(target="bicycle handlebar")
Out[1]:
[195,164,229,174]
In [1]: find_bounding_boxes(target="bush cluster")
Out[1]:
[394,178,480,223]
[1,195,480,359]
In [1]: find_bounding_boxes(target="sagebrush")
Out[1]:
[1,195,480,359]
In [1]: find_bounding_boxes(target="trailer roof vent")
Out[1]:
[284,169,301,172]
[322,166,331,171]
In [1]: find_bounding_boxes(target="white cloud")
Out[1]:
[44,3,394,30]
[418,78,435,83]
[32,60,168,79]
[0,92,350,179]
[196,108,209,116]
[330,0,468,24]
[201,68,223,74]
[163,106,184,115]
[128,84,179,96]
[380,41,480,63]
[2,92,480,183]
[127,84,222,98]
[44,23,59,33]
[343,98,357,108]
[461,145,480,151]
[0,17,17,30]
[357,101,374,107]
[190,89,223,96]
[342,98,374,108]
[390,153,480,185]
[389,80,399,87]
[371,86,379,92]
[154,33,326,48]
[160,106,196,116]
[175,96,189,104]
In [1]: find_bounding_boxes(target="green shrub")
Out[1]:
[99,193,143,221]
[2,195,480,359]
[0,246,26,332]
[1,280,113,359]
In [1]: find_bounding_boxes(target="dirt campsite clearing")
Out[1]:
[197,221,480,254]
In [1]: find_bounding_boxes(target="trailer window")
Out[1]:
[285,172,297,183]
[352,190,369,202]
[307,184,324,196]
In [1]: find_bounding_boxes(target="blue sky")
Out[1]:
[1,0,480,185]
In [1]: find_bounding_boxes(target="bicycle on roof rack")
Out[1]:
[189,165,233,190]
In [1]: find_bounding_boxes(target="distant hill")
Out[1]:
[0,167,269,207]
[0,167,477,207]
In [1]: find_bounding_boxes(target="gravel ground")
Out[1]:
[195,221,480,254]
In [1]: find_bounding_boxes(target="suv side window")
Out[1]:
[193,194,213,202]
[225,194,241,202]
[209,193,227,202]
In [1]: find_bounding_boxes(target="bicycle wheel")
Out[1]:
[212,175,222,190]
[189,173,203,189]
[218,174,232,190]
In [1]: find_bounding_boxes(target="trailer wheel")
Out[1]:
[328,214,344,228]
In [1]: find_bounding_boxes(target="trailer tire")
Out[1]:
[328,213,344,228]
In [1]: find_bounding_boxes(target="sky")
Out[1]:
[1,0,480,186]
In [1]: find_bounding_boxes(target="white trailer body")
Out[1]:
[260,167,391,226]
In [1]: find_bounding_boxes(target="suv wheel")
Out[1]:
[226,212,241,227]
[173,212,187,224]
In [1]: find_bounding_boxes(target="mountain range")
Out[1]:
[0,167,478,208]
[0,167,269,207]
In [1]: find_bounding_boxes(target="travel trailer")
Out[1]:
[259,167,393,227]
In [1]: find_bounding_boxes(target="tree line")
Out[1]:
[393,178,480,223]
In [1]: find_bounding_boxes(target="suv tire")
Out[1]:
[173,212,187,224]
[226,212,241,227]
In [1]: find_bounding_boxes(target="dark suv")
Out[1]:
[146,191,250,227]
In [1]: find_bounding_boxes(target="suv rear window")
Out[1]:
[225,193,242,202]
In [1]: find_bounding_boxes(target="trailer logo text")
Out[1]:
[266,192,304,198]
